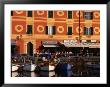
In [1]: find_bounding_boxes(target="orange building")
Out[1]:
[11,10,100,55]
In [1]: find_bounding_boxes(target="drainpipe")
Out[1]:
[79,11,81,43]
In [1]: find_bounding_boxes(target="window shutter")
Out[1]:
[90,27,93,35]
[48,11,53,18]
[68,11,72,19]
[45,26,48,34]
[11,11,13,16]
[84,12,87,19]
[68,27,72,35]
[84,27,87,35]
[90,12,93,19]
[27,11,32,17]
[52,26,56,35]
[27,25,32,34]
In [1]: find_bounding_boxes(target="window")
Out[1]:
[48,11,53,18]
[11,11,13,16]
[27,11,32,17]
[84,12,93,20]
[68,27,72,35]
[68,11,72,19]
[45,26,56,35]
[27,25,32,34]
[84,27,93,35]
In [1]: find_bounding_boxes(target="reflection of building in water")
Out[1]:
[11,10,100,55]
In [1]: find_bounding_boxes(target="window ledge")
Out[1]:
[48,35,53,38]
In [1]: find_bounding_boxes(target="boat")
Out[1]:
[23,64,36,71]
[55,63,72,71]
[12,72,18,77]
[40,65,55,71]
[12,64,19,72]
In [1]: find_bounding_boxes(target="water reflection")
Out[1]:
[12,64,100,77]
[12,68,100,77]
[12,71,56,77]
[55,70,73,77]
[39,71,55,77]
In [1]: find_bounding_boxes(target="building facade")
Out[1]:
[11,10,100,55]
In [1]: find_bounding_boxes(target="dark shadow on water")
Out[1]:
[12,65,100,77]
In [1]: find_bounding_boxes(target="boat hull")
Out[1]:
[12,66,19,72]
[55,63,72,71]
[40,65,55,71]
[23,64,36,71]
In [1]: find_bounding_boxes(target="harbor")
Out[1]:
[11,52,100,77]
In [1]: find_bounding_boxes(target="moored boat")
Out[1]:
[40,65,55,71]
[12,64,19,72]
[23,64,36,71]
[55,63,72,71]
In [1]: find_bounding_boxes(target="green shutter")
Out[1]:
[11,11,13,16]
[84,27,87,35]
[27,11,32,17]
[48,11,53,18]
[68,27,72,35]
[90,12,93,19]
[68,11,72,19]
[27,25,32,34]
[45,26,48,34]
[90,27,93,35]
[52,26,56,35]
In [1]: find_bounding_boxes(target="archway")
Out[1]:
[11,44,20,56]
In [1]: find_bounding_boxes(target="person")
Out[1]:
[69,51,72,55]
[57,57,60,63]
[42,56,47,61]
[85,49,89,57]
[76,57,87,76]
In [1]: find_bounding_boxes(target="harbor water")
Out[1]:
[12,64,100,77]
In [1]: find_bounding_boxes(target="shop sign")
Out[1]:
[64,40,100,48]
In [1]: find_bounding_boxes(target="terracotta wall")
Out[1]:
[11,10,100,54]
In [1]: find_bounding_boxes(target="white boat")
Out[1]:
[23,64,36,71]
[40,65,55,71]
[12,64,19,72]
[12,72,18,77]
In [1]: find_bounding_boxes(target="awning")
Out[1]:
[43,45,58,47]
[64,42,100,48]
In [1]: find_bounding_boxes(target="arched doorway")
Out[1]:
[11,45,20,56]
[27,42,33,56]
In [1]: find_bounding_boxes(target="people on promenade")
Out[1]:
[76,57,88,76]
